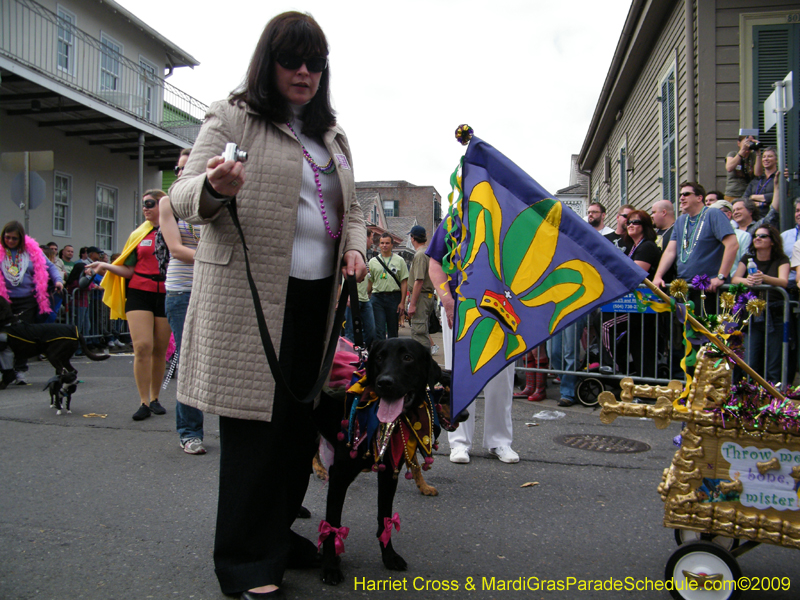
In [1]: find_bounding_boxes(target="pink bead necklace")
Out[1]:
[286,121,343,240]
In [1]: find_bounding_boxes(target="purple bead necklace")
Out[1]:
[286,121,343,240]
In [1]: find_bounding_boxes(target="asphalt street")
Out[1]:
[0,337,797,600]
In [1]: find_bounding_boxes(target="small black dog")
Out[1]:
[0,297,109,388]
[314,337,463,585]
[43,370,79,414]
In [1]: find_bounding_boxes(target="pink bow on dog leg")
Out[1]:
[318,520,350,556]
[378,512,401,547]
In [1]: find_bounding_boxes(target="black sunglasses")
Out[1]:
[276,52,328,73]
[754,233,771,239]
[173,165,184,175]
[143,199,157,209]
[627,220,643,226]
[680,191,694,197]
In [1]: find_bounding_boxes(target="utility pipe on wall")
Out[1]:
[684,0,696,182]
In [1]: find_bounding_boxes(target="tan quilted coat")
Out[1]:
[169,100,366,422]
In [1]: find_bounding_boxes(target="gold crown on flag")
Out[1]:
[480,290,520,332]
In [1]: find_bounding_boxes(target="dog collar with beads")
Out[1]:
[342,376,443,477]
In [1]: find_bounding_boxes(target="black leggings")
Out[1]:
[213,276,333,595]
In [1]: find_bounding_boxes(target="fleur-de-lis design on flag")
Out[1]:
[444,138,646,417]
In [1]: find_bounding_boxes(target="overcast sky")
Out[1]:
[116,0,631,202]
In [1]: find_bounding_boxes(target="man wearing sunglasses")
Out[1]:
[652,182,738,296]
[174,148,191,178]
[604,204,635,250]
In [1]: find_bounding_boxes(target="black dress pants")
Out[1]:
[214,276,333,594]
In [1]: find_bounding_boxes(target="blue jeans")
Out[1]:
[344,300,376,348]
[371,291,401,339]
[549,316,587,403]
[76,306,90,337]
[745,311,784,384]
[166,291,204,441]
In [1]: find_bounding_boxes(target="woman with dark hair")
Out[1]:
[169,11,366,599]
[88,190,172,421]
[620,210,661,378]
[0,221,63,383]
[621,210,660,279]
[732,225,789,383]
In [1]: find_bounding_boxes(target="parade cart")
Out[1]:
[599,347,800,600]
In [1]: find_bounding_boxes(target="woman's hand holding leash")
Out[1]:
[207,155,246,197]
[341,250,367,282]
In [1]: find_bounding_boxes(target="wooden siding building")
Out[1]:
[579,0,799,224]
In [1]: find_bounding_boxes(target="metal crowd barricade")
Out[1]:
[62,288,130,347]
[517,283,797,404]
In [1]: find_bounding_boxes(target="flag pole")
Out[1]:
[642,278,784,401]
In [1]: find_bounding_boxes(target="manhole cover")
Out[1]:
[554,434,650,453]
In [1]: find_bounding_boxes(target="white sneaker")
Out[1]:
[430,344,440,356]
[489,446,519,463]
[449,447,470,464]
[13,371,28,385]
[180,438,207,455]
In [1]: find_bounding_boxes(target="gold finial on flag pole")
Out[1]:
[455,124,473,146]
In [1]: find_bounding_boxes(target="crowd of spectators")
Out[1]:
[545,143,795,405]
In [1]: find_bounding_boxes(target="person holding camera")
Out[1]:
[725,136,762,200]
[89,190,171,421]
[167,11,366,599]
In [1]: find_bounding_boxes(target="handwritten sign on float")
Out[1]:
[718,442,800,511]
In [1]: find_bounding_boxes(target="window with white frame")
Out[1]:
[383,200,399,217]
[138,57,157,122]
[658,64,677,205]
[95,184,117,250]
[56,6,76,75]
[53,172,72,236]
[618,140,627,204]
[100,34,121,91]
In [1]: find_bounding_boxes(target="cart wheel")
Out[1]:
[665,540,741,600]
[576,377,603,406]
[673,529,739,551]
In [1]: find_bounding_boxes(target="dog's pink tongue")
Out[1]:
[377,396,405,424]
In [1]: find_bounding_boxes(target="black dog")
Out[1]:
[0,297,109,388]
[43,370,79,414]
[314,337,462,585]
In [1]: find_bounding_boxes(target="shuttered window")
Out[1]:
[383,200,399,217]
[659,67,677,205]
[753,24,799,197]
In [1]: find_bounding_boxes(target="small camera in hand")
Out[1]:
[222,143,248,163]
[748,141,763,152]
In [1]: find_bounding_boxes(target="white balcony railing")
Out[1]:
[0,0,207,143]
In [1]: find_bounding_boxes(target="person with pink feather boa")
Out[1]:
[0,221,64,384]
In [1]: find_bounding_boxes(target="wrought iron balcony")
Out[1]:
[0,0,207,144]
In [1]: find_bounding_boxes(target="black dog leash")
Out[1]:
[226,198,362,404]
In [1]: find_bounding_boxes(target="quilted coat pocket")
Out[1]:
[195,241,234,266]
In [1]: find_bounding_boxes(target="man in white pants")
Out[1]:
[427,225,519,465]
